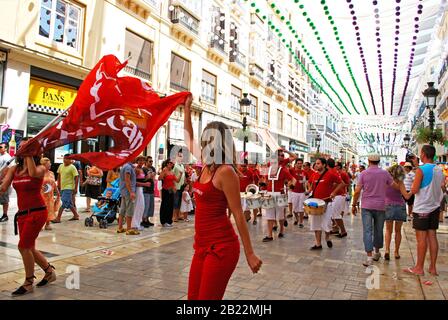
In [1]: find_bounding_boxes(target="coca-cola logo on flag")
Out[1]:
[17,55,191,170]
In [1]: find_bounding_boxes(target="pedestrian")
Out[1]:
[0,142,12,222]
[238,160,255,223]
[0,145,56,296]
[331,160,350,238]
[262,149,297,242]
[403,145,445,276]
[106,167,120,188]
[84,164,103,213]
[40,158,60,231]
[117,161,139,235]
[403,162,415,218]
[307,158,344,250]
[289,158,309,228]
[384,164,407,260]
[141,156,156,227]
[185,115,262,299]
[181,184,193,222]
[72,159,83,204]
[132,164,146,231]
[158,159,181,227]
[173,152,186,222]
[52,154,79,223]
[352,154,393,267]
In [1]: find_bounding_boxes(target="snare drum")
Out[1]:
[275,194,288,207]
[261,195,276,209]
[246,194,262,210]
[303,198,326,215]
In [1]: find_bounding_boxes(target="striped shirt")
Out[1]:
[403,171,415,191]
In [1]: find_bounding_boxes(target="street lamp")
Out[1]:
[240,93,251,161]
[315,134,321,155]
[422,82,440,146]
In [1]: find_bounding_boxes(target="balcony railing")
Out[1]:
[276,82,287,97]
[210,32,226,54]
[229,49,246,68]
[170,81,189,92]
[438,98,448,116]
[123,65,151,81]
[169,5,199,35]
[438,54,448,84]
[249,63,264,81]
[142,0,160,7]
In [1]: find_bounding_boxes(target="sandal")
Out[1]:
[12,276,35,296]
[68,217,80,221]
[126,229,140,235]
[37,264,56,287]
[403,267,424,276]
[116,228,126,233]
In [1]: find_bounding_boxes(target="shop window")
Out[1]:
[170,53,190,91]
[39,0,84,52]
[124,30,153,81]
[201,70,216,104]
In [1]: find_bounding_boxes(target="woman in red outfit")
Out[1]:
[0,142,56,296]
[158,159,180,227]
[182,96,262,300]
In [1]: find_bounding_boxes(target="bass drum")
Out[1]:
[246,194,262,210]
[261,195,276,209]
[304,198,326,215]
[275,194,288,207]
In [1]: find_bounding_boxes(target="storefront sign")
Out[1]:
[28,78,77,110]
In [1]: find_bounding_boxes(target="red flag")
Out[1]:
[17,55,191,170]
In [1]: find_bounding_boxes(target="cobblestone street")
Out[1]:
[1,195,448,300]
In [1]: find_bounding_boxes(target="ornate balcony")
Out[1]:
[169,4,200,46]
[229,49,246,76]
[207,32,227,65]
[249,63,264,87]
[123,65,151,81]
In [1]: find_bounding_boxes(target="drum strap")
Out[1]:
[311,169,328,196]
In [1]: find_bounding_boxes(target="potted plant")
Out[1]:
[415,127,446,145]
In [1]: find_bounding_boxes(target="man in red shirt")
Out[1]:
[238,161,255,223]
[290,158,309,228]
[307,158,344,250]
[327,159,350,238]
[248,163,262,220]
[303,162,314,219]
[262,149,296,242]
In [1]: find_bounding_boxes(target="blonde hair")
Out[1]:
[40,157,51,165]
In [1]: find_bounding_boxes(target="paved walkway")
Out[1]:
[1,195,448,300]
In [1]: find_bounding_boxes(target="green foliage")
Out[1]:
[415,127,446,145]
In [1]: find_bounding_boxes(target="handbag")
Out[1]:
[86,176,102,186]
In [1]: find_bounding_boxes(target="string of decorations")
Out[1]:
[397,0,424,115]
[372,0,386,115]
[316,0,369,115]
[390,0,402,115]
[244,1,346,115]
[283,0,365,115]
[263,1,353,115]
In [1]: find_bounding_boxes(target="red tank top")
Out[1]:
[192,167,239,247]
[12,172,45,211]
[163,173,176,190]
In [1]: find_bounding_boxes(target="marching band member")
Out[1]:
[262,149,296,242]
[290,159,309,228]
[307,158,344,250]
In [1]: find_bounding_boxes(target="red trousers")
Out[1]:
[18,210,47,249]
[188,241,240,300]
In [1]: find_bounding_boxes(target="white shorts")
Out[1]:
[344,196,350,213]
[332,195,345,220]
[309,203,333,232]
[288,190,293,204]
[264,192,286,220]
[291,192,306,213]
[241,198,248,212]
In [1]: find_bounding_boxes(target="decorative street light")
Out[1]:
[315,134,321,155]
[240,93,251,161]
[422,82,440,146]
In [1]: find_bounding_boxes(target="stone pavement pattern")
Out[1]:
[1,195,448,300]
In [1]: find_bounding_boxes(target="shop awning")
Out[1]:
[234,139,264,154]
[256,128,280,152]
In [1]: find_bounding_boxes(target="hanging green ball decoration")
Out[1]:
[270,3,275,8]
[286,21,290,25]
[303,12,307,16]
[255,8,260,13]
[251,2,256,7]
[299,4,304,9]
[281,16,285,20]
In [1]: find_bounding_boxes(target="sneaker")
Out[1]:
[304,215,309,219]
[0,215,8,222]
[294,220,298,225]
[273,226,278,231]
[299,223,304,228]
[262,236,273,242]
[278,233,284,238]
[373,252,381,261]
[287,213,293,218]
[327,240,333,248]
[310,245,323,250]
[363,258,373,267]
[163,223,173,228]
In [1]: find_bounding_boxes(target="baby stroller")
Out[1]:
[85,179,121,229]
